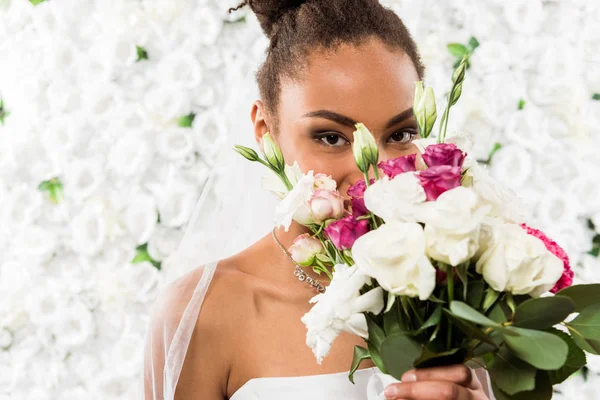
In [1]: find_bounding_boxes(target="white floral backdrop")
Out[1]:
[0,0,599,399]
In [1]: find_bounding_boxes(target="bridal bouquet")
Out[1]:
[235,57,600,399]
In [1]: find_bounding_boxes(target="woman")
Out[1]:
[143,1,491,399]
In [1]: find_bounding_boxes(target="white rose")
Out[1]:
[417,187,489,266]
[2,184,42,227]
[156,128,195,161]
[64,158,105,201]
[503,0,545,35]
[52,301,95,350]
[157,50,204,89]
[363,173,426,223]
[262,161,304,200]
[274,171,315,230]
[476,223,563,297]
[70,202,108,256]
[0,328,12,350]
[107,134,154,178]
[147,225,183,261]
[464,163,526,223]
[149,180,199,228]
[289,234,325,265]
[10,225,57,264]
[123,191,157,245]
[143,85,192,125]
[313,173,337,191]
[111,334,145,376]
[353,222,436,300]
[301,264,384,364]
[125,262,161,303]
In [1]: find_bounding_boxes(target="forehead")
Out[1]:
[279,38,420,127]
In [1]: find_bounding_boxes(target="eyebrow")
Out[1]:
[303,107,414,129]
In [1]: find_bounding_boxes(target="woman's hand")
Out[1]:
[384,365,489,400]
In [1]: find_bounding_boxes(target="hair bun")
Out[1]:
[248,0,308,38]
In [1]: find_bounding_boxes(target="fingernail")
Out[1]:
[384,385,397,398]
[402,373,417,382]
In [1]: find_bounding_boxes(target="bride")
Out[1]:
[143,0,491,399]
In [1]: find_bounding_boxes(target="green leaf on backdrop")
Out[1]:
[485,346,536,395]
[348,346,371,384]
[132,243,162,270]
[450,301,503,328]
[136,45,149,62]
[380,333,422,380]
[546,329,587,384]
[468,36,480,50]
[518,99,526,110]
[178,112,196,128]
[566,303,600,354]
[29,0,47,5]
[0,98,9,126]
[503,326,568,370]
[592,93,600,101]
[38,177,64,204]
[513,296,575,329]
[491,371,552,400]
[557,284,600,312]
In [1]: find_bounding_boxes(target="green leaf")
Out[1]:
[380,333,422,380]
[468,36,480,50]
[483,288,501,312]
[513,296,575,329]
[413,347,467,369]
[486,346,536,395]
[444,310,497,346]
[466,281,485,309]
[518,99,526,110]
[503,326,568,370]
[455,264,468,299]
[414,304,442,335]
[447,43,470,58]
[557,284,600,312]
[490,371,552,400]
[546,329,586,384]
[136,45,149,62]
[567,303,600,354]
[368,340,387,373]
[592,93,600,101]
[29,0,47,5]
[449,301,503,328]
[348,346,371,384]
[131,243,162,270]
[366,315,386,349]
[383,301,403,336]
[178,113,196,128]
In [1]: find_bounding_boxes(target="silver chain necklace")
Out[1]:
[271,228,327,294]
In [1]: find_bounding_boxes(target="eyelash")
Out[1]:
[315,128,419,147]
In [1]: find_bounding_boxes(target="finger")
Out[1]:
[384,381,472,400]
[401,365,479,390]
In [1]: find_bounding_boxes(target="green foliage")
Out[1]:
[178,112,196,127]
[348,346,370,384]
[546,329,586,384]
[136,45,149,62]
[131,243,162,270]
[503,326,568,370]
[566,303,600,354]
[38,177,64,204]
[513,296,575,329]
[380,332,422,379]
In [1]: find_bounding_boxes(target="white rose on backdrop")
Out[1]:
[147,225,183,261]
[193,81,218,108]
[141,0,193,25]
[274,171,315,230]
[125,262,161,303]
[157,50,204,89]
[418,187,490,266]
[156,128,195,161]
[9,225,58,264]
[353,222,436,300]
[2,184,43,227]
[107,134,154,179]
[0,328,12,350]
[192,109,228,160]
[487,144,533,190]
[143,85,192,126]
[52,301,95,350]
[83,83,125,129]
[40,116,84,168]
[364,173,426,223]
[64,158,105,201]
[476,222,563,297]
[464,163,527,224]
[301,264,384,364]
[25,284,67,327]
[45,76,83,114]
[147,178,199,228]
[70,201,111,256]
[111,333,145,376]
[503,0,546,35]
[122,191,157,245]
[66,352,101,383]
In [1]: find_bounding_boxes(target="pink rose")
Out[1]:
[520,224,573,293]
[422,143,465,168]
[309,189,345,224]
[347,179,374,216]
[417,165,462,201]
[289,234,325,265]
[378,154,417,178]
[324,216,370,250]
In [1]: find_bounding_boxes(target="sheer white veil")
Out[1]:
[141,55,278,399]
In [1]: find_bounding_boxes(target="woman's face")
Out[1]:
[253,37,420,200]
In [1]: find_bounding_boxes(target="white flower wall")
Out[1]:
[0,0,598,398]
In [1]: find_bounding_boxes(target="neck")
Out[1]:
[272,222,332,285]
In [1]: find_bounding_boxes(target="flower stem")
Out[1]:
[447,266,455,349]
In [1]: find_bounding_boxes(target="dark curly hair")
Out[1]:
[229,0,425,124]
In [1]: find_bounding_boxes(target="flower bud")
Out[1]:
[352,123,379,173]
[309,189,345,224]
[289,234,325,266]
[413,81,437,138]
[234,145,260,162]
[262,132,285,172]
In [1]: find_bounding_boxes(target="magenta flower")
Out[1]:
[520,224,574,293]
[422,143,465,168]
[324,216,370,250]
[378,154,417,178]
[347,179,374,216]
[417,165,462,201]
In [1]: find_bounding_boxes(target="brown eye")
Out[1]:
[317,133,349,147]
[388,129,418,144]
